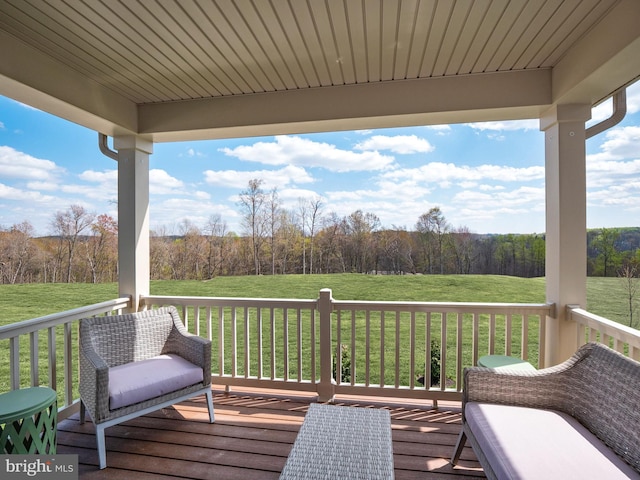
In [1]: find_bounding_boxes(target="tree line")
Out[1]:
[1,180,638,284]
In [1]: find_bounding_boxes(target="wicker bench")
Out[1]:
[451,342,640,479]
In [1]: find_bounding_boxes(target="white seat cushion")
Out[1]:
[109,354,204,410]
[465,402,640,479]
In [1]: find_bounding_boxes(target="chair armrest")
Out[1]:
[79,323,111,422]
[163,308,212,386]
[463,343,594,413]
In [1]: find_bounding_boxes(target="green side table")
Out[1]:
[478,355,535,371]
[0,387,57,454]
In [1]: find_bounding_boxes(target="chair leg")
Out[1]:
[79,401,86,424]
[205,390,215,423]
[96,424,107,469]
[451,429,467,465]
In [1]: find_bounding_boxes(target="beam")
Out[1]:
[139,69,552,142]
[552,0,640,106]
[0,29,138,136]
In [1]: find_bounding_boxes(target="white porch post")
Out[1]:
[317,288,336,402]
[115,135,153,311]
[540,104,591,366]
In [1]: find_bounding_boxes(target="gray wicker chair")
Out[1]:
[79,306,214,469]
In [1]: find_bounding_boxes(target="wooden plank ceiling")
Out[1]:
[0,0,620,106]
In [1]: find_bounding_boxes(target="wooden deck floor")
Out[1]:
[56,387,485,479]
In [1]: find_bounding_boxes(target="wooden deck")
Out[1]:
[56,387,485,479]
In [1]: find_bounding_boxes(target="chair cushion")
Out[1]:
[465,402,640,479]
[109,354,204,410]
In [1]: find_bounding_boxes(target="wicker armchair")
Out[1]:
[79,306,214,469]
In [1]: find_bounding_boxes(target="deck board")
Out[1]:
[56,388,485,479]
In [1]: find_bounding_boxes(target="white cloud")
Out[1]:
[0,146,61,180]
[150,198,239,233]
[0,182,55,202]
[221,135,394,172]
[277,188,325,203]
[79,169,117,183]
[204,165,314,190]
[587,160,640,190]
[25,181,59,191]
[466,119,538,132]
[150,169,185,194]
[589,80,640,126]
[182,147,205,158]
[375,179,431,198]
[589,182,640,204]
[594,126,640,160]
[354,135,435,154]
[424,125,452,132]
[454,186,544,207]
[627,81,640,114]
[590,100,613,125]
[479,184,506,191]
[381,161,544,184]
[194,191,211,200]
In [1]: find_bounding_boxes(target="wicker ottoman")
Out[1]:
[280,403,394,479]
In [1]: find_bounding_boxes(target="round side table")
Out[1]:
[477,355,535,371]
[0,387,57,454]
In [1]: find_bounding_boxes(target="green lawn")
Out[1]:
[0,274,631,325]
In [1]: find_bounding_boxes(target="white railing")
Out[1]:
[568,305,640,360]
[0,292,556,416]
[142,289,553,402]
[0,297,131,419]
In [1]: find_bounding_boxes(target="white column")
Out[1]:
[115,135,153,311]
[540,104,591,366]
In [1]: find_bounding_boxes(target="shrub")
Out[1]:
[332,344,351,383]
[417,340,441,387]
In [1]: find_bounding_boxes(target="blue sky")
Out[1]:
[1,79,640,237]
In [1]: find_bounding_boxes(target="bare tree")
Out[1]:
[204,214,228,278]
[238,179,266,275]
[276,210,300,274]
[416,207,449,274]
[619,263,640,328]
[306,197,323,274]
[344,210,380,273]
[177,219,207,279]
[51,205,95,282]
[451,226,474,274]
[297,199,308,274]
[267,188,281,275]
[317,212,348,273]
[0,221,36,284]
[591,227,621,277]
[150,227,171,280]
[85,214,118,283]
[297,197,323,274]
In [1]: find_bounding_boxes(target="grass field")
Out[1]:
[0,274,636,396]
[0,274,632,325]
